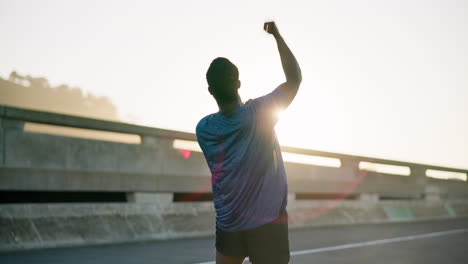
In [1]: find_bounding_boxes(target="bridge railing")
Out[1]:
[1,105,467,202]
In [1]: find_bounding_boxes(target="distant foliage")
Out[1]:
[0,71,119,121]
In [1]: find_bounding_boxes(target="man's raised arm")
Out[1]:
[264,21,302,106]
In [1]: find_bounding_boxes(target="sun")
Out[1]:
[274,108,305,148]
[275,109,285,120]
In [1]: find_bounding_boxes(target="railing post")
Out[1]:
[130,135,175,205]
[411,165,427,184]
[341,157,359,171]
[411,165,434,200]
[2,118,25,132]
[140,135,172,148]
[141,135,157,147]
[1,118,25,166]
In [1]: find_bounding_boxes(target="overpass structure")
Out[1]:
[1,105,467,251]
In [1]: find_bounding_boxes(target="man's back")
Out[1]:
[196,87,288,232]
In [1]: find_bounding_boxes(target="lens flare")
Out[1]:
[179,149,191,159]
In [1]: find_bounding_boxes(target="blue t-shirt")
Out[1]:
[196,88,289,232]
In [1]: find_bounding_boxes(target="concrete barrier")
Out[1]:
[1,199,468,252]
[1,105,468,251]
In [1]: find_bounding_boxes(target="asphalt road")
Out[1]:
[1,218,468,264]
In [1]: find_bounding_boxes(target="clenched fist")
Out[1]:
[264,21,280,37]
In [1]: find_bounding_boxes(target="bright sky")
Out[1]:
[1,0,467,169]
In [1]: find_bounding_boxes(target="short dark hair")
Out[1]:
[206,57,239,103]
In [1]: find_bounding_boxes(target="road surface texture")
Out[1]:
[1,218,468,264]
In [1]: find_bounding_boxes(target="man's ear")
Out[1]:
[208,86,213,95]
[237,80,241,89]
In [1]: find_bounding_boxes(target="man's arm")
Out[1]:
[264,21,302,106]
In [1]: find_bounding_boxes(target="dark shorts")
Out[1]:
[215,210,290,264]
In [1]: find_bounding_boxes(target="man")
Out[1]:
[196,21,302,264]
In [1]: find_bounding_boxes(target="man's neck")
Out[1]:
[218,96,242,116]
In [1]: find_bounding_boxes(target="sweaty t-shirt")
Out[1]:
[196,88,289,232]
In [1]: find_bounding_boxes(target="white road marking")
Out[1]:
[192,228,468,264]
[290,228,468,256]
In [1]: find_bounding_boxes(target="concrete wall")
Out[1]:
[2,199,468,252]
[1,105,467,198]
[1,105,468,251]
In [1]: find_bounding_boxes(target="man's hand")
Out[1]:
[264,21,280,37]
